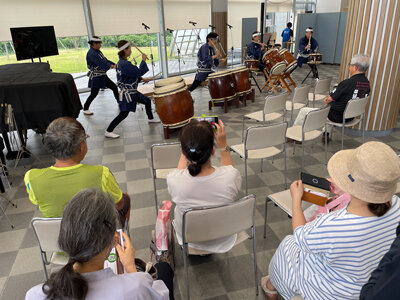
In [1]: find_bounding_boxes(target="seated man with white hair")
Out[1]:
[292,53,371,142]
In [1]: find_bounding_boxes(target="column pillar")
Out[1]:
[339,0,400,135]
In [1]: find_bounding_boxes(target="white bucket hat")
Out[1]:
[328,141,400,204]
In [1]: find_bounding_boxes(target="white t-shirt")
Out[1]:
[167,165,241,253]
[25,268,169,300]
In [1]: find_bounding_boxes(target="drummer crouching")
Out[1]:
[167,120,242,253]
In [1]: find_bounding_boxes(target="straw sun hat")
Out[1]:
[327,141,400,204]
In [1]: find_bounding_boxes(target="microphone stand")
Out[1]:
[227,23,234,68]
[190,21,203,49]
[167,28,185,75]
[142,23,156,84]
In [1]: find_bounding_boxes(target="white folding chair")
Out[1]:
[263,190,312,238]
[286,106,330,171]
[308,78,332,108]
[326,97,369,149]
[286,85,311,123]
[31,218,68,280]
[151,143,181,214]
[231,122,288,195]
[181,194,258,300]
[241,93,287,141]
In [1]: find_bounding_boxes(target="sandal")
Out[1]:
[261,275,278,298]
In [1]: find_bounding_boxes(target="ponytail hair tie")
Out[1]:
[189,148,196,152]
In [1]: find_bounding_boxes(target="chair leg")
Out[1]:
[260,159,263,173]
[0,203,14,229]
[301,142,305,171]
[341,125,345,150]
[183,244,190,300]
[325,128,328,165]
[362,115,365,143]
[252,226,259,296]
[284,145,287,189]
[292,141,296,155]
[264,198,268,238]
[153,177,158,216]
[242,116,245,142]
[40,252,49,281]
[245,159,248,195]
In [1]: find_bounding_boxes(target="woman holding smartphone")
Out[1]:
[167,120,241,253]
[26,189,174,300]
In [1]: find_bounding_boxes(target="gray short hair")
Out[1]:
[44,117,86,160]
[350,54,370,73]
[59,188,119,262]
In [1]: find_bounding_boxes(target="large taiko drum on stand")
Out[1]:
[279,48,297,73]
[230,66,251,95]
[153,82,194,127]
[244,59,259,71]
[207,70,236,101]
[262,49,286,75]
[154,76,184,88]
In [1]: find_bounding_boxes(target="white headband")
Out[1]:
[90,37,102,42]
[252,32,261,38]
[118,42,130,51]
[306,28,313,32]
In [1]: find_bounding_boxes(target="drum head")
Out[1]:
[155,76,183,87]
[208,69,232,78]
[279,49,288,55]
[244,59,259,62]
[271,63,287,75]
[265,48,278,55]
[154,81,186,95]
[285,62,297,73]
[230,66,248,74]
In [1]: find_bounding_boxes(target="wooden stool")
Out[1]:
[261,70,290,95]
[273,72,296,93]
[209,95,239,113]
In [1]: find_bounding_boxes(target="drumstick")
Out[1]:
[210,40,221,58]
[131,41,148,59]
[142,72,162,84]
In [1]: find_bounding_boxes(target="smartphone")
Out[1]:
[117,229,124,249]
[301,172,330,191]
[192,114,219,131]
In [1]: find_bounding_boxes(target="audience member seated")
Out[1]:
[24,117,130,226]
[293,54,370,143]
[360,221,400,300]
[167,120,241,253]
[261,141,400,300]
[26,189,173,300]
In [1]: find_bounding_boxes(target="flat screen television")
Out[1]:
[10,26,59,61]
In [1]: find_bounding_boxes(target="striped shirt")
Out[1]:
[269,195,400,300]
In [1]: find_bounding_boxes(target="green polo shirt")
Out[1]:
[24,164,122,218]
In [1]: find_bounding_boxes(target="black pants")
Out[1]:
[106,97,154,132]
[188,80,203,92]
[308,64,319,79]
[84,76,119,110]
[154,262,175,300]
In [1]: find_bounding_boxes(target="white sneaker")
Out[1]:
[83,110,94,115]
[148,117,161,123]
[105,131,120,138]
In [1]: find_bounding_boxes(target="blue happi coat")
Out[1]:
[246,42,263,60]
[86,47,115,88]
[116,58,149,112]
[297,37,319,67]
[194,43,219,82]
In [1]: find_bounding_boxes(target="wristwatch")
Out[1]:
[220,145,230,152]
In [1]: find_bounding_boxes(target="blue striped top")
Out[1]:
[291,196,400,299]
